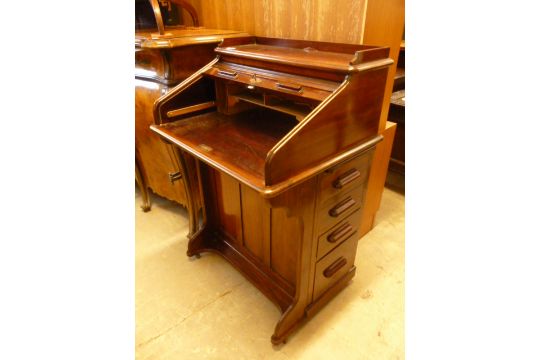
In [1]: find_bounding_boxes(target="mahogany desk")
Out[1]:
[151,36,392,344]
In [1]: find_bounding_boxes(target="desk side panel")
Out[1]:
[265,66,389,186]
[211,171,243,244]
[240,184,271,267]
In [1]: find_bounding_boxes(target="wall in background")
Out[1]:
[187,0,367,44]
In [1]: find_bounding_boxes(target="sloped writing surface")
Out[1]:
[151,108,297,190]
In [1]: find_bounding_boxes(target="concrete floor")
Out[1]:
[136,187,404,359]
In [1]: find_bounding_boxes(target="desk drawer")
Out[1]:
[318,152,372,205]
[317,209,361,260]
[207,65,335,102]
[313,236,358,301]
[316,185,365,234]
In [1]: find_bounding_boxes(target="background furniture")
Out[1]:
[150,37,392,344]
[386,41,405,190]
[135,0,248,210]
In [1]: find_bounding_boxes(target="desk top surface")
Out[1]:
[136,27,249,49]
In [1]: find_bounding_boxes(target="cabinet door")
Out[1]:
[135,81,188,206]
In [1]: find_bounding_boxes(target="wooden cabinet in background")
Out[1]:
[135,0,248,210]
[150,37,392,344]
[386,41,405,190]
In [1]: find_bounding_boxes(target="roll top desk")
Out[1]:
[150,36,392,344]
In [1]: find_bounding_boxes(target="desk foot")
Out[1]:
[135,158,152,212]
[271,335,288,346]
[271,302,306,346]
[186,226,212,258]
[141,203,151,212]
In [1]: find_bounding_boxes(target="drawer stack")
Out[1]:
[312,151,373,300]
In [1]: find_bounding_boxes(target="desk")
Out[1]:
[151,36,392,344]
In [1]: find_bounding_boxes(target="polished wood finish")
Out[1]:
[135,156,151,212]
[183,0,405,237]
[150,37,390,344]
[153,108,296,190]
[318,209,362,260]
[313,235,359,300]
[135,81,189,205]
[135,1,248,209]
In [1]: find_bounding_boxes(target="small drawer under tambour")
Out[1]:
[313,236,359,301]
[316,184,365,234]
[317,209,361,260]
[206,65,335,102]
[318,152,371,205]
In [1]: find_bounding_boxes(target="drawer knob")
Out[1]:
[327,223,355,243]
[323,257,347,278]
[276,82,303,93]
[333,169,361,189]
[329,197,356,217]
[217,70,238,78]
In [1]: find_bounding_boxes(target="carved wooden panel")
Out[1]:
[212,171,243,243]
[240,184,271,266]
[270,207,301,286]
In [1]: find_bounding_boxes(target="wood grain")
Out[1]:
[362,0,405,133]
[187,0,367,43]
[135,82,188,205]
[240,184,271,265]
[213,171,243,242]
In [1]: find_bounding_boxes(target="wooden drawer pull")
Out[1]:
[329,197,356,218]
[333,169,361,189]
[323,257,347,278]
[327,223,355,243]
[276,82,303,93]
[168,171,182,183]
[217,70,238,78]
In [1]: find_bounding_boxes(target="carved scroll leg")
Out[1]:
[135,158,151,212]
[269,177,318,345]
[271,301,307,345]
[186,226,211,257]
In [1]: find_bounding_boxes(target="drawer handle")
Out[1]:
[327,223,355,243]
[323,257,347,278]
[168,171,182,183]
[217,70,238,78]
[333,169,361,189]
[276,82,303,93]
[329,197,356,217]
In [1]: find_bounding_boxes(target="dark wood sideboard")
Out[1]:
[135,0,248,210]
[150,37,392,344]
